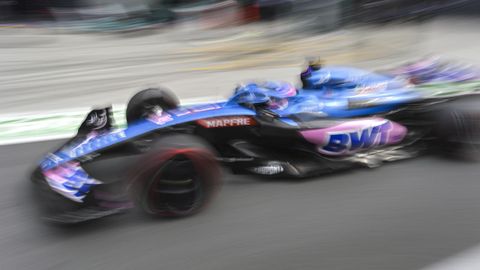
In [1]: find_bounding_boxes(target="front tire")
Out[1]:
[126,88,179,125]
[129,134,221,217]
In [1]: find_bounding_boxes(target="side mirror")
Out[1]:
[78,106,114,135]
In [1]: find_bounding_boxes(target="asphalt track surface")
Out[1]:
[2,140,480,270]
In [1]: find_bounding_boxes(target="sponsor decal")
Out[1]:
[355,82,388,95]
[40,153,64,170]
[66,130,127,157]
[298,100,324,112]
[197,116,256,128]
[147,113,173,125]
[45,153,63,164]
[172,104,222,117]
[320,121,392,155]
[249,162,284,175]
[44,162,102,202]
[173,108,191,117]
[41,130,129,170]
[191,104,222,112]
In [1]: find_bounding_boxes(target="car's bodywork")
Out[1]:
[31,59,480,222]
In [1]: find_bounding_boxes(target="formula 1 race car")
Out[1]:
[31,59,480,223]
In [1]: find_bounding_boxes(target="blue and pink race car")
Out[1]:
[31,58,480,223]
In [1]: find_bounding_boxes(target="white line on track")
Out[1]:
[0,133,77,146]
[0,96,225,146]
[421,244,480,270]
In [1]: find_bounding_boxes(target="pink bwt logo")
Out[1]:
[321,121,392,154]
[300,119,407,156]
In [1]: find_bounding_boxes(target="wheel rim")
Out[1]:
[145,154,205,216]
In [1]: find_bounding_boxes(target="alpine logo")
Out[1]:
[197,116,256,128]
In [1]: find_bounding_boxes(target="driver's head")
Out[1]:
[267,96,289,110]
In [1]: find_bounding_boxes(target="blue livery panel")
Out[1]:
[40,103,255,170]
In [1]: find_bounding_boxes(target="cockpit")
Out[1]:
[227,81,297,109]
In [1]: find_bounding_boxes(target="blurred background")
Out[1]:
[1,0,479,115]
[1,1,480,270]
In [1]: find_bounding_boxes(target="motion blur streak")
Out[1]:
[1,0,480,270]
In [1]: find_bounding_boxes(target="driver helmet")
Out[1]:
[234,81,296,110]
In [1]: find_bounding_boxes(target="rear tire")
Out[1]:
[434,97,480,160]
